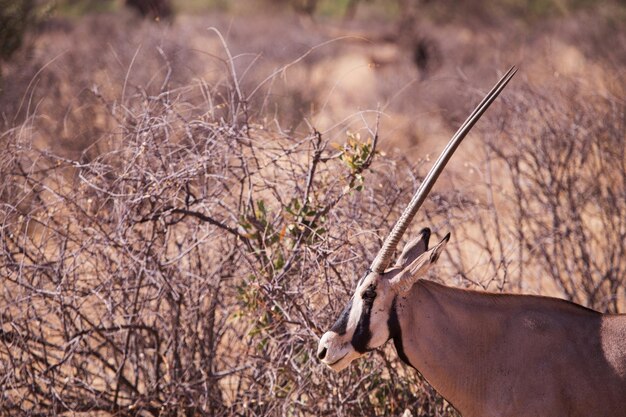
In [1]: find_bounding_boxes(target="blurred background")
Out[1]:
[2,0,625,147]
[0,1,625,416]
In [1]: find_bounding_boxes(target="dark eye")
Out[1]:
[361,285,377,302]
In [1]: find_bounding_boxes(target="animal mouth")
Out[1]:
[326,354,347,367]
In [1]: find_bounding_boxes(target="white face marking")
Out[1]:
[345,276,372,333]
[317,271,399,370]
[318,229,444,371]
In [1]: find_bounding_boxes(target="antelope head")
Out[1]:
[317,67,517,371]
[317,228,450,370]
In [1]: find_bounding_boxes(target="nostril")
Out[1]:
[318,347,327,360]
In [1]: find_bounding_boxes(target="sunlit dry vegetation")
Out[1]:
[0,0,625,415]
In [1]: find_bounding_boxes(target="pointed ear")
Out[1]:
[428,232,449,264]
[390,233,450,294]
[395,228,431,269]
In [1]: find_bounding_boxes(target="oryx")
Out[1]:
[317,67,626,417]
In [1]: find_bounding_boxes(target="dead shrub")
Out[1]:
[0,38,466,415]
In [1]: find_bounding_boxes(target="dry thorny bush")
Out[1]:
[1,35,625,417]
[0,39,459,416]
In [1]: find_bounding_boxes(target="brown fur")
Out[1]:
[396,280,626,417]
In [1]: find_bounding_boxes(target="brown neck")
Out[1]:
[389,280,625,416]
[390,280,511,413]
[390,279,606,415]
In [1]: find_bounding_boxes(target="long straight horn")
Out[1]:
[370,66,517,274]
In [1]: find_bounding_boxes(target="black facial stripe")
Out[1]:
[362,284,376,301]
[419,227,431,249]
[351,284,376,353]
[330,298,353,335]
[388,297,415,369]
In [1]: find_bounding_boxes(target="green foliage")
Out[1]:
[240,200,280,249]
[171,0,230,13]
[0,0,119,63]
[55,0,118,17]
[284,197,327,243]
[314,0,351,17]
[422,0,624,23]
[0,0,45,61]
[339,131,375,192]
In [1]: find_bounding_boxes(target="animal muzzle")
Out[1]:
[317,331,360,371]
